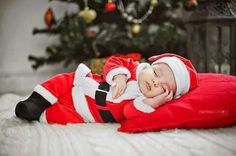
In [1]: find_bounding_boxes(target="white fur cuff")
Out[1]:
[134,97,155,113]
[106,67,131,85]
[34,85,57,104]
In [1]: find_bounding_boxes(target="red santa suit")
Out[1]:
[33,56,155,124]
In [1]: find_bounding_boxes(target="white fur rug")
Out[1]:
[1,94,236,156]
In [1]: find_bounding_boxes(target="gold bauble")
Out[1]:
[79,7,97,23]
[131,24,141,34]
[151,0,158,6]
[90,58,106,74]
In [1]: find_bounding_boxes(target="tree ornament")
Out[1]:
[105,0,116,12]
[187,0,198,7]
[151,0,158,6]
[79,7,97,23]
[131,24,141,34]
[87,30,96,38]
[79,0,97,23]
[44,8,56,29]
[125,52,142,61]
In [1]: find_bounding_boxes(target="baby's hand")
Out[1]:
[143,85,173,108]
[112,74,127,99]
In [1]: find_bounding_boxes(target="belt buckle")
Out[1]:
[95,89,107,106]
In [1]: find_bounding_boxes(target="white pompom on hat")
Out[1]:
[151,53,199,98]
[136,62,151,80]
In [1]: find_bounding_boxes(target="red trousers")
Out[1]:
[40,73,85,124]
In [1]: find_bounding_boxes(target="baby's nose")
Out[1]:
[152,79,159,87]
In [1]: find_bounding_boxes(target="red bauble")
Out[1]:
[105,2,116,12]
[87,31,96,38]
[44,8,56,29]
[110,53,142,61]
[126,53,142,61]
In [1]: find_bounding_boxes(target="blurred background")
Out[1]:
[0,0,235,95]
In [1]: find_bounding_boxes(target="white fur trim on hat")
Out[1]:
[136,63,151,80]
[106,67,131,85]
[133,96,155,113]
[34,85,57,104]
[152,57,190,98]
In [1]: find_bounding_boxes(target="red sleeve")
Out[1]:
[123,97,155,120]
[103,56,138,84]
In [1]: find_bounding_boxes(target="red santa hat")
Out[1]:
[151,53,199,98]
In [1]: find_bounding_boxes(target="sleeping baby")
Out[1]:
[15,53,198,124]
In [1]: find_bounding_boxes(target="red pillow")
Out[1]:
[119,73,236,133]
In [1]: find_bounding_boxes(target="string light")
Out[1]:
[117,0,158,34]
[117,0,158,24]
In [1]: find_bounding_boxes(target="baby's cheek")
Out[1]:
[141,88,152,98]
[145,88,163,98]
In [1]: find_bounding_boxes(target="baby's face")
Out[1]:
[138,63,177,98]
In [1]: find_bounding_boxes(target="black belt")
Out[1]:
[95,82,117,123]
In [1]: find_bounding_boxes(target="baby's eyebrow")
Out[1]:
[152,66,157,72]
[153,65,162,73]
[152,67,160,76]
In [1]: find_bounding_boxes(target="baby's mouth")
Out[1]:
[161,83,169,93]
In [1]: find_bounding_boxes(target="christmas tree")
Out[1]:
[29,0,198,70]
